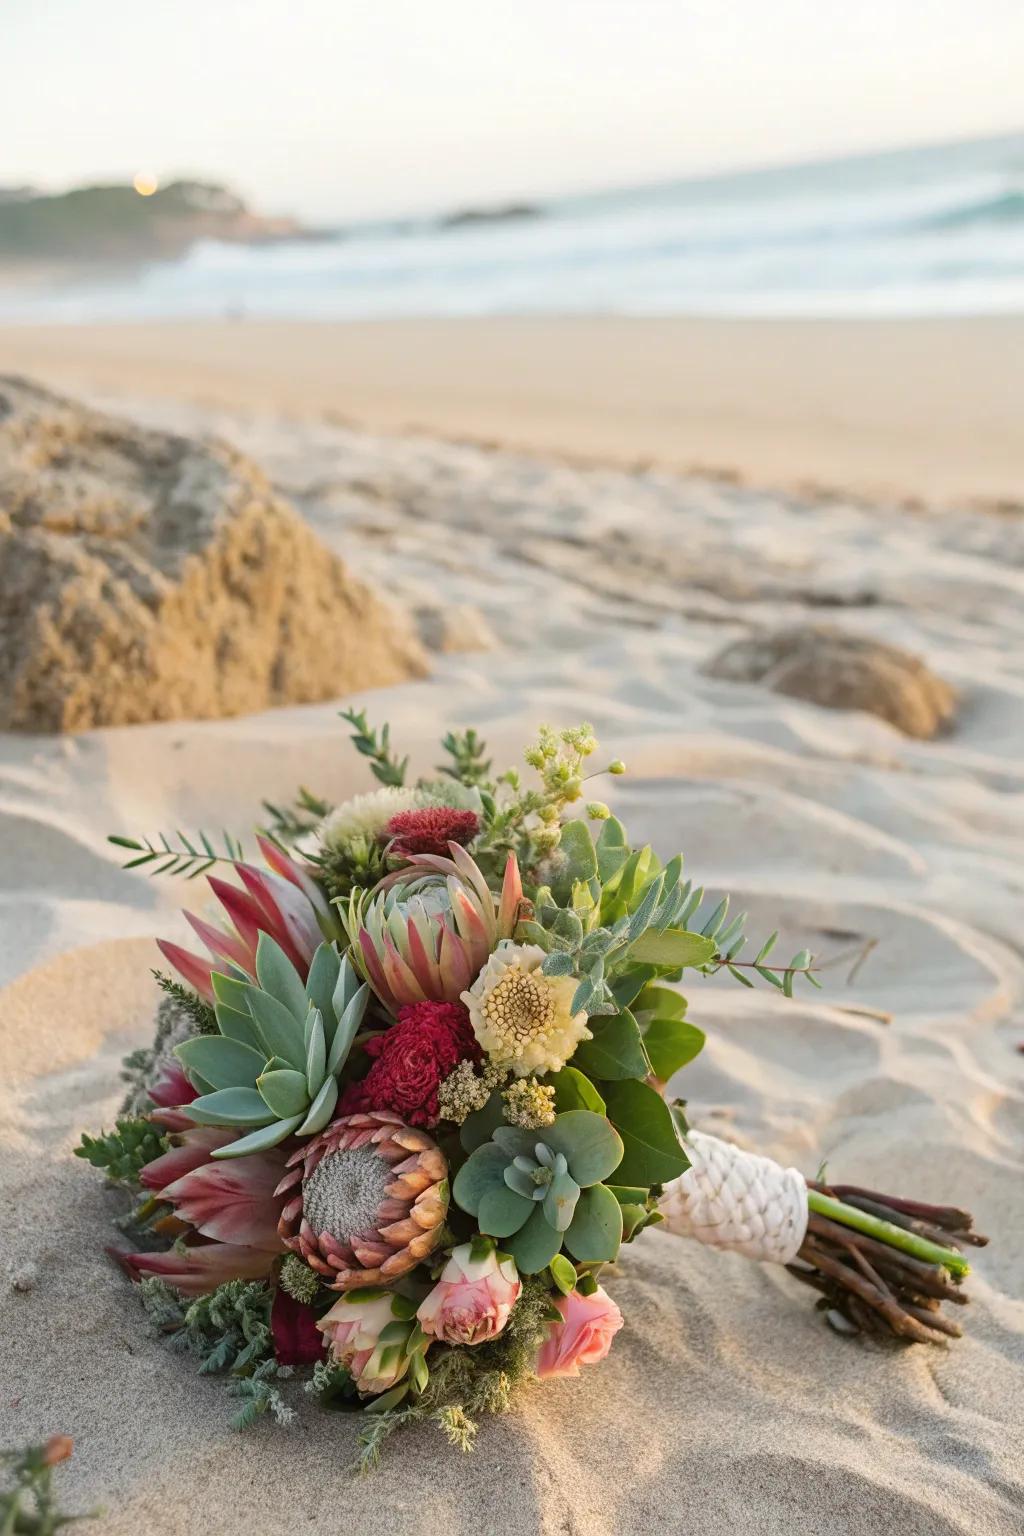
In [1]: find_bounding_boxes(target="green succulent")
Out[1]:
[453,1110,624,1273]
[174,933,368,1159]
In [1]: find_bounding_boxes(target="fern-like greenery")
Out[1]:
[74,1118,167,1185]
[152,971,217,1033]
[339,707,408,786]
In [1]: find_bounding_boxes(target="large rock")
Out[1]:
[704,624,956,739]
[0,378,428,731]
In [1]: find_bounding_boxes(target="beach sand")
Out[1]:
[1,363,1022,1534]
[1,315,1023,506]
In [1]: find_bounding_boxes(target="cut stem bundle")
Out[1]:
[789,1183,988,1345]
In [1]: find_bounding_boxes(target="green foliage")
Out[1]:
[107,828,245,879]
[354,1275,557,1472]
[438,728,492,787]
[340,707,408,787]
[137,1278,284,1422]
[261,787,331,844]
[227,1358,296,1430]
[600,1079,691,1186]
[572,1010,650,1081]
[0,1439,98,1534]
[152,970,217,1033]
[74,1118,167,1185]
[316,836,390,905]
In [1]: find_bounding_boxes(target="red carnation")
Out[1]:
[340,1001,480,1128]
[381,806,480,858]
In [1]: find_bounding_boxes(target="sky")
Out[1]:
[4,0,1024,221]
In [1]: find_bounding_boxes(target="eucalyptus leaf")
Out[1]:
[628,928,717,969]
[642,1018,706,1081]
[543,1110,623,1186]
[453,1143,510,1215]
[478,1183,535,1237]
[563,1183,623,1263]
[506,1204,564,1274]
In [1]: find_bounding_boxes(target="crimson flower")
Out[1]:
[382,806,480,858]
[341,1000,480,1127]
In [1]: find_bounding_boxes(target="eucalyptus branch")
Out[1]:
[108,828,245,879]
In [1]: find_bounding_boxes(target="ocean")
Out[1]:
[6,131,1024,322]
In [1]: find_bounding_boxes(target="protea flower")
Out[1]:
[275,1110,448,1290]
[112,1124,290,1297]
[342,842,523,1013]
[158,835,330,1004]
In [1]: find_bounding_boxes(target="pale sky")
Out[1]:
[4,0,1023,221]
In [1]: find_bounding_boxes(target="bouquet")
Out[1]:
[80,715,985,1468]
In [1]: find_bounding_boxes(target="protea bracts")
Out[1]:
[158,835,331,1003]
[341,842,524,1013]
[275,1110,449,1290]
[110,1123,290,1295]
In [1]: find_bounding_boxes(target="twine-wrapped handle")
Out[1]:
[659,1129,809,1265]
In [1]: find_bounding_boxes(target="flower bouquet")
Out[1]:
[80,714,986,1467]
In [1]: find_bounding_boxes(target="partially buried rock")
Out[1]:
[0,377,428,730]
[704,624,956,739]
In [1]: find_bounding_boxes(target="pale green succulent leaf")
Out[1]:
[174,1035,266,1091]
[185,1087,277,1127]
[305,942,342,1025]
[210,1114,305,1158]
[213,1001,263,1051]
[257,1068,310,1119]
[305,1009,326,1093]
[326,981,369,1075]
[543,1169,582,1232]
[246,987,307,1070]
[503,1163,539,1199]
[296,1074,339,1135]
[255,933,308,1020]
[211,972,251,1012]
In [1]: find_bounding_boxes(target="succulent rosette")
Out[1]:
[84,714,983,1469]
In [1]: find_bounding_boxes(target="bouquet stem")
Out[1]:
[792,1182,988,1345]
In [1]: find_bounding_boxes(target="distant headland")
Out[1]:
[0,179,322,266]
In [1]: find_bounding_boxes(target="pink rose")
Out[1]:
[535,1284,623,1380]
[317,1291,412,1396]
[417,1242,521,1346]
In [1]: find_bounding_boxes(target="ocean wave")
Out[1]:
[921,187,1024,231]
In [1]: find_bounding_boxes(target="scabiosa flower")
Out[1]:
[462,941,591,1077]
[382,806,481,859]
[318,787,440,857]
[341,1000,480,1127]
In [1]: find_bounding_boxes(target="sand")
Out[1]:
[1,316,1023,507]
[1,383,1023,1534]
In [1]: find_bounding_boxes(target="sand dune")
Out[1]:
[1,394,1022,1534]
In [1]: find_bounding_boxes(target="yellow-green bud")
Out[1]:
[586,801,611,820]
[608,759,626,775]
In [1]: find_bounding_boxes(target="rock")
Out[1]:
[703,625,956,739]
[415,602,498,654]
[0,378,428,731]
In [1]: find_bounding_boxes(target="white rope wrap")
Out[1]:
[659,1130,809,1265]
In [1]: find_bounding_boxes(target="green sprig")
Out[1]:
[339,707,408,787]
[107,828,245,879]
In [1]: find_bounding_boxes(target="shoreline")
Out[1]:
[1,314,1022,508]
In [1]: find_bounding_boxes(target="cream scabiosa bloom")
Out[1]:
[462,941,591,1077]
